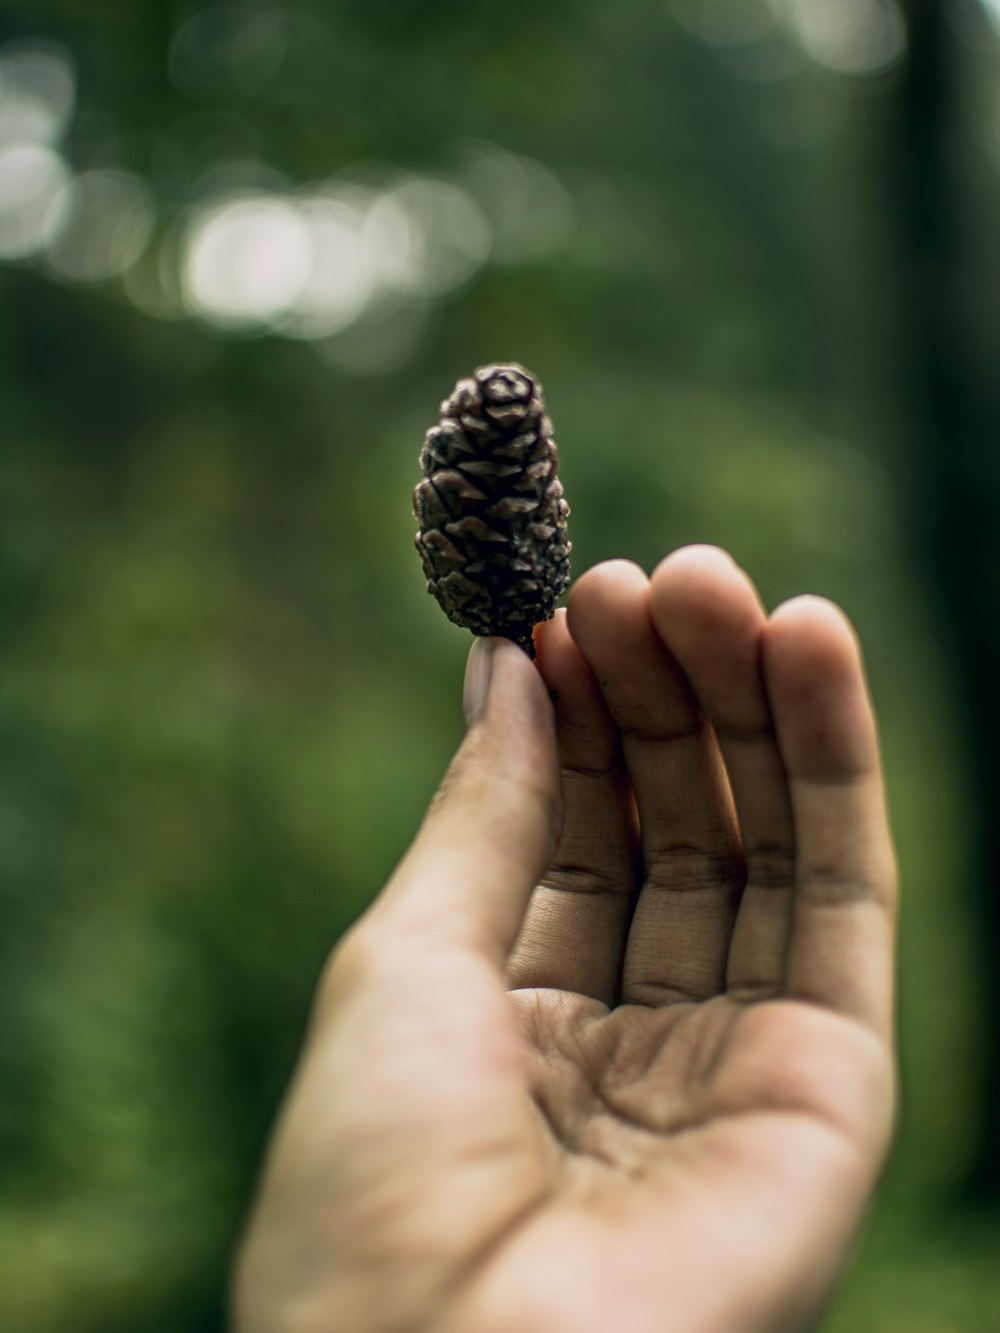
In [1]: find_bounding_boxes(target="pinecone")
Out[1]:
[413,364,571,657]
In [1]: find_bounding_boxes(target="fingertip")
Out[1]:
[482,635,557,738]
[581,556,649,583]
[650,544,766,642]
[567,557,648,621]
[567,559,650,655]
[765,596,865,682]
[768,592,855,630]
[651,543,739,584]
[763,597,879,782]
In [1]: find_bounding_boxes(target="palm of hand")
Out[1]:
[519,986,870,1173]
[408,981,887,1333]
[234,551,896,1333]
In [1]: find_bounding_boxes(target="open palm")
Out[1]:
[233,548,897,1333]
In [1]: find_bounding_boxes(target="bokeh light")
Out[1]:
[0,41,74,261]
[121,229,187,322]
[669,0,907,78]
[364,178,492,298]
[0,41,74,145]
[179,172,496,343]
[0,143,70,260]
[786,0,906,75]
[0,26,570,348]
[45,170,154,284]
[277,191,373,340]
[7,4,1000,1332]
[182,194,312,331]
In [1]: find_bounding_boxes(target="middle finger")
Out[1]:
[567,560,743,1006]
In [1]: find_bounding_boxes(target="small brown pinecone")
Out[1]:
[413,363,571,657]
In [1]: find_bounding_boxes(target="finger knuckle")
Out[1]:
[644,839,744,895]
[743,843,797,891]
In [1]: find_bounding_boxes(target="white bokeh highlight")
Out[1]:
[786,0,906,75]
[0,43,75,146]
[278,192,374,339]
[0,42,75,260]
[182,195,313,330]
[0,144,70,259]
[181,175,495,340]
[670,0,907,77]
[0,45,571,370]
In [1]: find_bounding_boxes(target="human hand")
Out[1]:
[232,546,897,1333]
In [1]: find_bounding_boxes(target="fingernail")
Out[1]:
[463,638,497,724]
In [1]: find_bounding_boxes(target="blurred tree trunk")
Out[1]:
[892,0,1000,1198]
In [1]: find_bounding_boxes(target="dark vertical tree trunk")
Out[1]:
[892,0,1000,1198]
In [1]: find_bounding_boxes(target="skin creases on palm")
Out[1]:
[232,549,896,1333]
[514,987,888,1175]
[424,985,890,1332]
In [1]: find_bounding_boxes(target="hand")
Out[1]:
[232,547,898,1333]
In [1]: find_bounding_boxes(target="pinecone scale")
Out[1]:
[413,364,571,656]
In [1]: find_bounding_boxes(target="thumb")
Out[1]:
[375,637,562,965]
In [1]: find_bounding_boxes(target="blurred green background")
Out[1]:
[3,0,1000,1328]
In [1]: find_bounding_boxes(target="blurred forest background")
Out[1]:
[2,0,1000,1329]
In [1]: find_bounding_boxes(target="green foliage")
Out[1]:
[2,0,999,1328]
